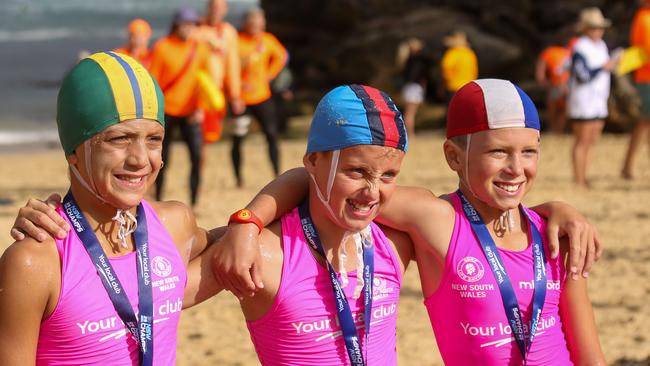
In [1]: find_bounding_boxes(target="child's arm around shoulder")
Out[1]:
[149,200,226,308]
[0,237,60,365]
[150,200,209,264]
[558,237,607,366]
[376,186,456,257]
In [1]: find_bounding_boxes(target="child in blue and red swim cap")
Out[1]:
[209,81,605,364]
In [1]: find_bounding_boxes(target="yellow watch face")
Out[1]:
[237,209,252,220]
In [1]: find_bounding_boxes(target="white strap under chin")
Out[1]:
[309,149,341,225]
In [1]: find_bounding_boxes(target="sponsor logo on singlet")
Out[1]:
[458,314,559,348]
[519,279,561,291]
[372,275,395,301]
[75,297,183,342]
[289,303,397,342]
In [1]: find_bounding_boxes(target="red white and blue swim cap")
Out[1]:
[446,79,540,138]
[307,84,408,153]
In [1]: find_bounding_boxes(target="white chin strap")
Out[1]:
[308,149,374,299]
[68,141,138,249]
[309,149,341,225]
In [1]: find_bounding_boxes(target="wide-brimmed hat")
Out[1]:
[576,7,611,32]
[443,31,469,48]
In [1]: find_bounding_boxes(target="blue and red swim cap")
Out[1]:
[446,79,540,138]
[307,84,408,153]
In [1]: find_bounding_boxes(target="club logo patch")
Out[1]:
[151,256,172,277]
[456,256,485,282]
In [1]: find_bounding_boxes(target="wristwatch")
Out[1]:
[228,208,264,234]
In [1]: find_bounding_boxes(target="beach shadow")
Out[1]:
[3,186,66,198]
[611,356,650,366]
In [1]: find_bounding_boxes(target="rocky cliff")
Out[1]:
[262,0,640,129]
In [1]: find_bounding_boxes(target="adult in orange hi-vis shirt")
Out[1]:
[193,0,244,143]
[535,44,571,134]
[622,0,650,179]
[231,7,288,188]
[149,8,211,207]
[113,18,153,68]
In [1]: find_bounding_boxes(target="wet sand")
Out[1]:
[0,130,648,365]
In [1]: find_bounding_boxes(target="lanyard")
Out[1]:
[63,192,154,366]
[456,191,546,364]
[298,200,374,366]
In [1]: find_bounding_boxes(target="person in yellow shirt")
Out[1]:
[149,8,211,207]
[113,18,153,68]
[231,7,288,188]
[622,0,650,179]
[440,31,478,101]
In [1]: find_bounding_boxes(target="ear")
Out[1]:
[66,152,79,166]
[303,152,319,175]
[443,139,463,172]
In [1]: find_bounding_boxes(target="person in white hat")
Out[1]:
[567,7,620,188]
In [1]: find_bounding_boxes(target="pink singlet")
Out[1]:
[246,207,403,365]
[36,200,187,365]
[425,193,572,365]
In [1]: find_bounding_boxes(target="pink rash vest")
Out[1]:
[36,200,186,365]
[246,207,403,365]
[424,192,573,365]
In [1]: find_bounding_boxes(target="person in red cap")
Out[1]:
[114,18,153,67]
[211,80,606,364]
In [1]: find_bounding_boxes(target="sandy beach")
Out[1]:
[0,129,648,365]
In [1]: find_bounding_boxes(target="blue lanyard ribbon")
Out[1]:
[298,200,374,366]
[63,192,154,366]
[456,191,546,364]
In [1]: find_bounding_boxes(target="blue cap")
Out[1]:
[306,84,408,153]
[173,7,198,24]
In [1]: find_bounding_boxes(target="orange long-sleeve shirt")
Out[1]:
[632,7,650,82]
[193,21,241,101]
[149,35,210,117]
[113,47,152,69]
[238,31,288,105]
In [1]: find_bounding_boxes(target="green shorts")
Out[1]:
[636,83,650,119]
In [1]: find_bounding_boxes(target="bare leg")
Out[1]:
[621,118,650,179]
[572,120,604,188]
[586,120,605,182]
[402,102,419,137]
[547,92,568,134]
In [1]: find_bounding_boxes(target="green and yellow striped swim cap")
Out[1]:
[57,51,165,156]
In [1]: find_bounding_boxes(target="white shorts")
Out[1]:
[401,82,425,104]
[230,115,252,137]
